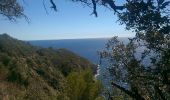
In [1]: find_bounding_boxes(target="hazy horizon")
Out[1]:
[0,0,135,40]
[1,33,132,41]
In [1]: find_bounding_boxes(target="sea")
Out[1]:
[29,37,129,92]
[29,38,110,64]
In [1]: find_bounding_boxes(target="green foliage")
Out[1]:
[100,0,170,99]
[0,34,99,100]
[0,54,11,66]
[0,0,25,21]
[2,0,169,99]
[7,70,29,86]
[66,69,103,100]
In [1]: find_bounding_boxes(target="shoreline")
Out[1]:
[95,64,100,78]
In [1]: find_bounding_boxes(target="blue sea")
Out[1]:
[29,38,110,64]
[29,37,129,92]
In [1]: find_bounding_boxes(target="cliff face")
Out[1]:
[0,34,97,99]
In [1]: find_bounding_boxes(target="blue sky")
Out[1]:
[0,0,134,40]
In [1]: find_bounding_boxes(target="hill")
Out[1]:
[0,34,102,100]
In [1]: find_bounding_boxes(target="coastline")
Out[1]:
[95,64,100,78]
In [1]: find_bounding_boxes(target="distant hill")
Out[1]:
[0,34,100,100]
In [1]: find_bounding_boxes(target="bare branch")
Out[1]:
[43,0,49,14]
[91,0,98,17]
[50,0,57,11]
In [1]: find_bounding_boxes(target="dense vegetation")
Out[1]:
[0,34,103,100]
[99,0,170,100]
[1,0,170,100]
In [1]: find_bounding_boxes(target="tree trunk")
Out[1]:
[111,82,145,100]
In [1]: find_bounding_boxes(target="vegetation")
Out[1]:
[1,0,170,100]
[0,34,103,100]
[66,69,103,100]
[0,0,26,21]
[99,0,170,100]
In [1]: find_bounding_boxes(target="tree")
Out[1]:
[0,0,25,20]
[1,0,170,100]
[0,0,125,20]
[99,0,170,100]
[0,0,56,21]
[66,69,103,100]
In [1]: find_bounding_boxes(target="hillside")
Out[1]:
[0,34,102,100]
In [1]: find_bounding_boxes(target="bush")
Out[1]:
[66,69,103,100]
[7,70,29,87]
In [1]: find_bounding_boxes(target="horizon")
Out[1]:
[0,33,132,41]
[0,0,135,40]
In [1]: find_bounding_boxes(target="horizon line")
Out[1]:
[0,33,134,41]
[25,36,134,41]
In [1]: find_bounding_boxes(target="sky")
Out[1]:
[0,0,134,40]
